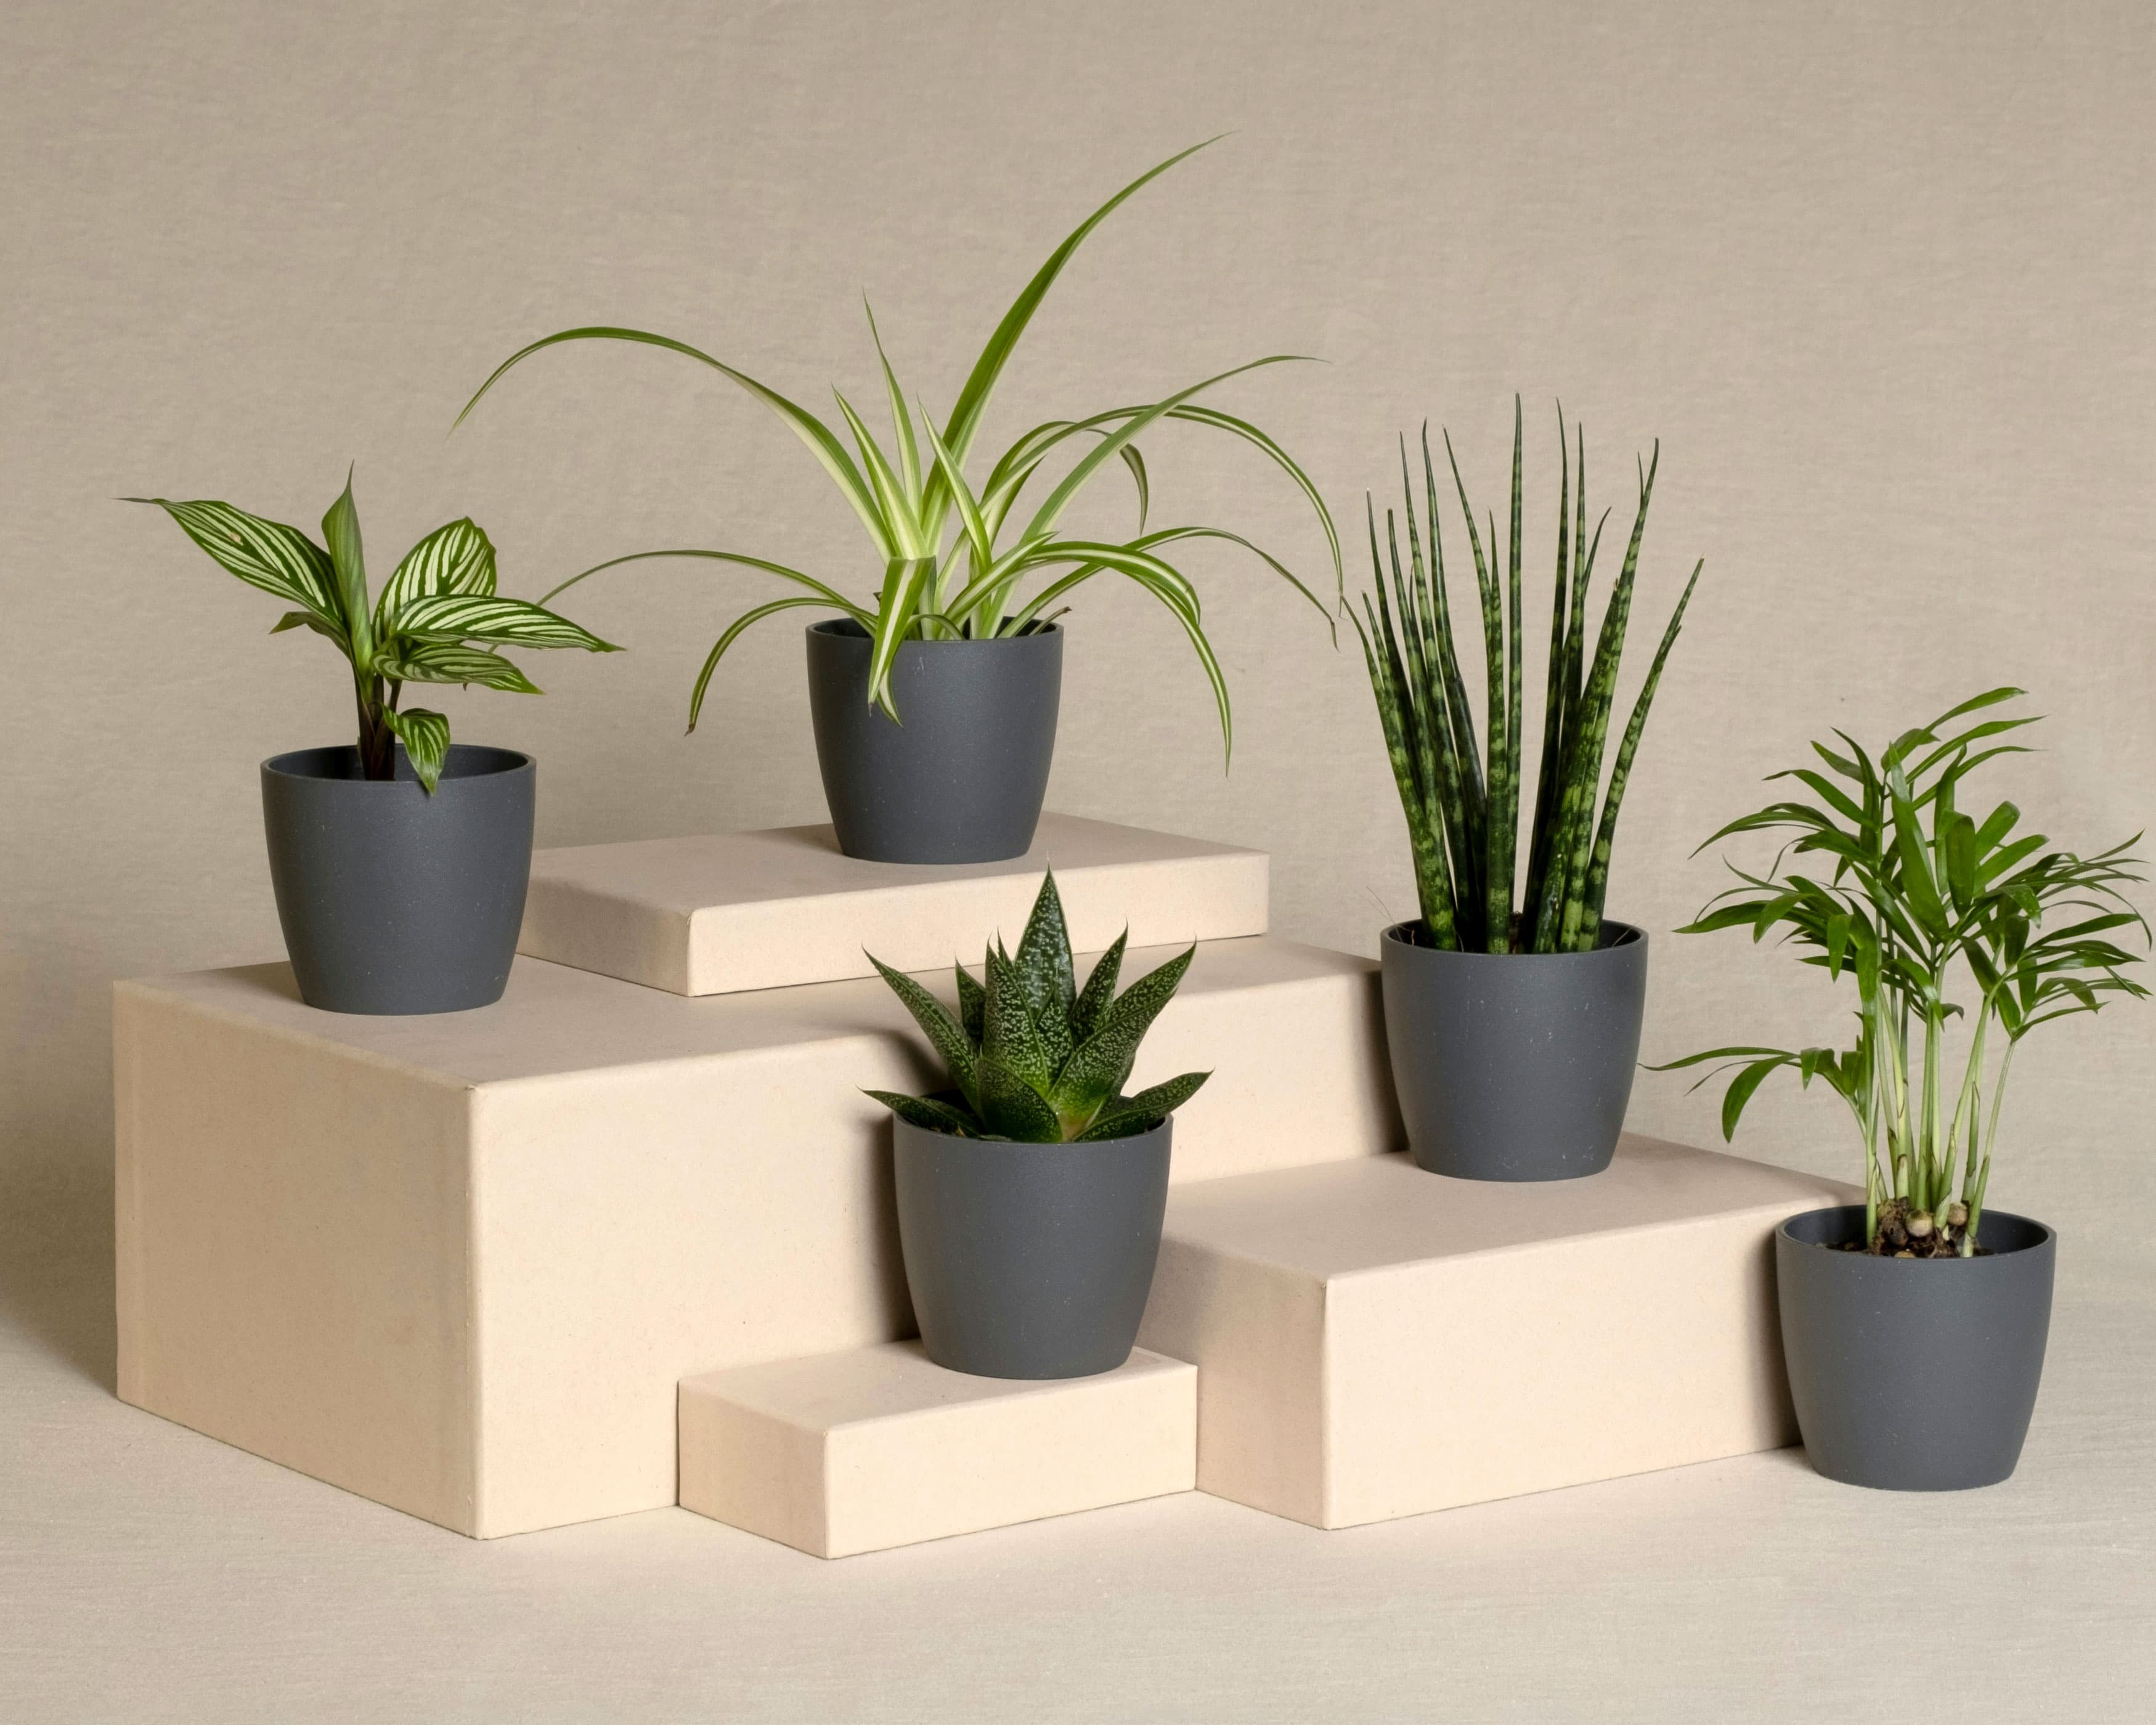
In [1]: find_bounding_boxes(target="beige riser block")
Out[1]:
[519,813,1268,995]
[113,935,1392,1539]
[679,1343,1196,1557]
[1138,1141,1857,1530]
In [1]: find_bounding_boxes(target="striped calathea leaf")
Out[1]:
[134,476,617,792]
[862,870,1210,1143]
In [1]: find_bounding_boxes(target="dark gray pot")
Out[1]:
[1776,1205,2056,1490]
[261,744,535,1015]
[805,619,1060,864]
[1379,919,1648,1182]
[892,1112,1171,1379]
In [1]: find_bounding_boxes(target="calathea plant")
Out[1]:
[1657,690,2147,1255]
[1353,402,1702,952]
[133,475,617,790]
[454,139,1338,752]
[865,872,1210,1142]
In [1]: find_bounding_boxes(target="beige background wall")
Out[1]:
[4,0,2150,1332]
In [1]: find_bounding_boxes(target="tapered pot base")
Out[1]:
[261,744,535,1015]
[806,619,1060,864]
[1379,920,1648,1181]
[1776,1205,2056,1490]
[892,1114,1171,1379]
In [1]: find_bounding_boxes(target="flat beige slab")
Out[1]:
[1138,1141,1856,1530]
[114,936,1393,1538]
[518,812,1269,995]
[679,1342,1196,1558]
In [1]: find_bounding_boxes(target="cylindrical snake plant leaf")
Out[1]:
[1578,559,1703,943]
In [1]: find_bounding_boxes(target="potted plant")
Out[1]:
[1658,689,2147,1488]
[455,139,1339,865]
[864,871,1209,1378]
[133,476,617,1014]
[1351,402,1702,1180]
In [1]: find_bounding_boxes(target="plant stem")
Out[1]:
[354,670,395,781]
[1972,1038,2016,1201]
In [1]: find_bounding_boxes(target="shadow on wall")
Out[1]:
[0,1153,116,1390]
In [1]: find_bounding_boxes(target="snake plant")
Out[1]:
[132,475,617,792]
[454,139,1339,756]
[1656,690,2148,1254]
[1352,402,1702,952]
[865,871,1210,1142]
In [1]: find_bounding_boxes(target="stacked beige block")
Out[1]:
[517,812,1271,995]
[1137,1142,1856,1528]
[116,810,1837,1553]
[113,818,1393,1538]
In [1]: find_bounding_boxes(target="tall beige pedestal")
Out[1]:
[1137,1140,1855,1529]
[113,936,1391,1538]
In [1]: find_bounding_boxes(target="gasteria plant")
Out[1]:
[134,476,616,791]
[1353,402,1702,953]
[864,872,1210,1143]
[1657,690,2149,1255]
[454,139,1339,752]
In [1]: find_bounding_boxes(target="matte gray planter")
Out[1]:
[261,744,535,1015]
[805,619,1060,864]
[1379,919,1648,1181]
[892,1111,1171,1379]
[1776,1204,2056,1490]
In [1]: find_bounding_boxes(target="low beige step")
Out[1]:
[678,1342,1196,1558]
[518,812,1268,995]
[1137,1140,1855,1530]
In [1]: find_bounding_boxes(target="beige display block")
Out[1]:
[113,935,1391,1539]
[518,813,1269,995]
[678,1342,1196,1558]
[1137,1140,1856,1530]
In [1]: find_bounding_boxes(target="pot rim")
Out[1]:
[1778,1203,2056,1260]
[809,617,1064,646]
[261,744,535,785]
[891,1110,1174,1152]
[1380,917,1646,958]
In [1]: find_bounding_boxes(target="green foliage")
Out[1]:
[133,476,616,790]
[456,141,1340,755]
[864,871,1210,1142]
[1654,691,2149,1252]
[1351,403,1701,953]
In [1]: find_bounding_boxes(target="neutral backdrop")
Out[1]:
[4,1,2152,1719]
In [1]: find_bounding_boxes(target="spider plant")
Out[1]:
[1656,690,2148,1254]
[132,476,617,791]
[864,870,1209,1143]
[1353,401,1703,952]
[454,139,1339,752]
